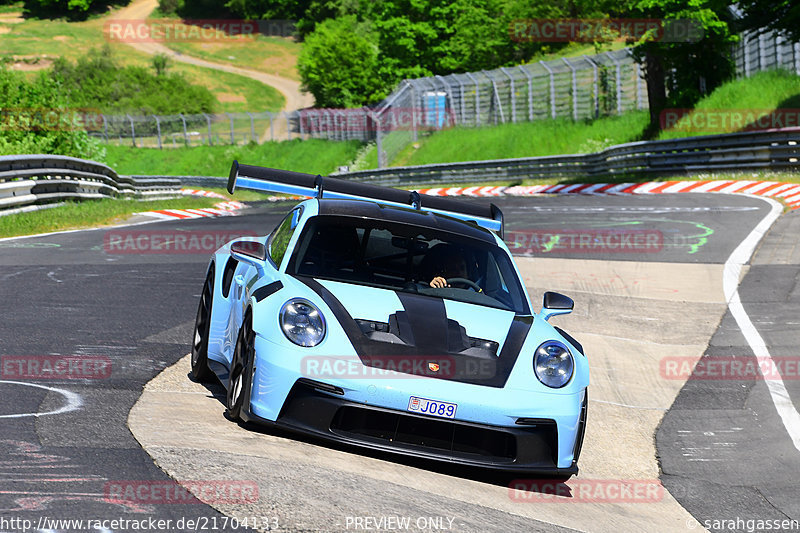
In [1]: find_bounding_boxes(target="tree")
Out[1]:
[610,0,737,135]
[297,16,385,107]
[152,54,171,76]
[735,0,800,41]
[22,0,130,19]
[0,67,106,160]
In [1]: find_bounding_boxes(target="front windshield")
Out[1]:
[287,215,529,314]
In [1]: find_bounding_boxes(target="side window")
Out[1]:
[268,208,301,268]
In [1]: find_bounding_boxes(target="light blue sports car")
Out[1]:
[190,162,588,477]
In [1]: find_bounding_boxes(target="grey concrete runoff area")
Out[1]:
[1,193,798,533]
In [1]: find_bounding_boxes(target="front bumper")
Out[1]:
[242,378,578,476]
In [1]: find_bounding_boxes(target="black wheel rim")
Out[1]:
[192,276,212,368]
[228,318,254,412]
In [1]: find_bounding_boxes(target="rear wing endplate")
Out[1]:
[228,161,504,237]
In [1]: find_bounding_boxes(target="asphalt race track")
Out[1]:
[0,193,798,533]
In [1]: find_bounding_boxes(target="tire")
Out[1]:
[190,267,215,382]
[572,389,588,466]
[227,312,255,422]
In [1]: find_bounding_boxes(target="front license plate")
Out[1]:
[407,396,457,419]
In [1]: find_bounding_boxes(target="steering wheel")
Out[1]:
[446,277,482,291]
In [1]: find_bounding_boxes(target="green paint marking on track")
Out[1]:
[542,235,560,253]
[686,221,715,254]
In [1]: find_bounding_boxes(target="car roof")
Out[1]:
[313,199,497,244]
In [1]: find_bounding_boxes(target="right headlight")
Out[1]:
[279,298,326,347]
[534,340,574,388]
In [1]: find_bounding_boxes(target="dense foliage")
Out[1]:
[50,47,216,115]
[22,0,773,136]
[0,47,216,160]
[22,0,129,19]
[736,0,800,42]
[296,16,384,107]
[192,0,741,124]
[607,0,737,135]
[0,67,105,159]
[163,0,596,107]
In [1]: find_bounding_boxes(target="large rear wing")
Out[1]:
[228,161,504,237]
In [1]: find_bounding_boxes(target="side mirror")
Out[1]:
[541,291,573,321]
[231,240,267,262]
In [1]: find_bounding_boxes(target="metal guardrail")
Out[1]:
[331,129,800,186]
[0,155,181,216]
[2,129,797,216]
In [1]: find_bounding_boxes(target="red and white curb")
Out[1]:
[137,189,245,220]
[417,180,800,210]
[180,189,228,200]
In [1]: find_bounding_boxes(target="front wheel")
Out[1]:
[227,313,255,422]
[191,267,215,382]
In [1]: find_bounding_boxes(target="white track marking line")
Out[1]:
[0,380,83,418]
[723,195,800,452]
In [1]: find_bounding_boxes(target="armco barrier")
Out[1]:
[332,129,800,186]
[0,155,181,215]
[2,129,798,216]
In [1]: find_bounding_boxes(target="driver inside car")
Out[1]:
[421,244,481,290]
[429,253,471,288]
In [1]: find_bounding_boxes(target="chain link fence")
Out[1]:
[94,32,800,167]
[734,30,800,77]
[93,48,647,166]
[364,48,647,167]
[92,111,308,148]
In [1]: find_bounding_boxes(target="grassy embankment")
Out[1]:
[356,70,800,180]
[0,3,284,112]
[0,2,310,237]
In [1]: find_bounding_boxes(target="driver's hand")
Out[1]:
[429,276,447,288]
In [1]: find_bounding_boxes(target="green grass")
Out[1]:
[390,112,649,167]
[0,14,284,113]
[103,138,363,177]
[658,70,800,139]
[178,62,283,112]
[363,69,800,169]
[0,2,22,14]
[0,196,221,238]
[527,41,628,61]
[166,36,302,81]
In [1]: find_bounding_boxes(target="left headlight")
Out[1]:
[279,298,326,347]
[534,340,574,388]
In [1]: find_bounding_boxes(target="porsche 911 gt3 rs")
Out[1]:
[190,162,588,477]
